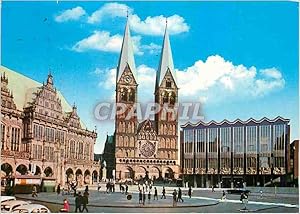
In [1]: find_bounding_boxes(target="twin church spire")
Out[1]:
[116,18,177,90]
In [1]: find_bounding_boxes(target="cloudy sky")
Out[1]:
[2,1,299,153]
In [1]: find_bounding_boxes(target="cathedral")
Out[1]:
[114,19,180,180]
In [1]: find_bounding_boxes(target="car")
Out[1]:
[1,200,30,213]
[12,204,51,213]
[0,196,16,203]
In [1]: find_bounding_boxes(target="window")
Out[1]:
[1,124,5,149]
[233,127,244,173]
[207,128,218,171]
[166,80,172,88]
[246,126,257,153]
[11,127,20,151]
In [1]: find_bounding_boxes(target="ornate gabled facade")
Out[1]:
[115,20,179,180]
[1,66,99,188]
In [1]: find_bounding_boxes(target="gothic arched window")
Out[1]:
[166,79,172,88]
[162,92,168,104]
[169,92,176,105]
[120,88,128,102]
[128,89,135,102]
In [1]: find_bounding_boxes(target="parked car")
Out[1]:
[13,204,51,213]
[1,200,30,213]
[0,196,16,203]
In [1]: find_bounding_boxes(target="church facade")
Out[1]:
[114,20,180,180]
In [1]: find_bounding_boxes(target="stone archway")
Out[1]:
[124,166,134,179]
[84,170,91,185]
[75,169,83,186]
[164,167,174,179]
[16,164,28,175]
[92,170,98,184]
[34,166,42,176]
[149,167,161,181]
[1,163,13,176]
[66,168,74,183]
[44,167,53,177]
[135,166,147,180]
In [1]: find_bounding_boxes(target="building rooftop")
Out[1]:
[0,65,87,129]
[181,116,290,129]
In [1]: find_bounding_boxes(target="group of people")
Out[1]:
[106,181,115,193]
[74,186,90,213]
[119,183,129,194]
[137,186,188,207]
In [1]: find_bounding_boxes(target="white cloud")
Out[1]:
[87,3,189,35]
[260,68,282,79]
[141,43,161,55]
[55,7,86,22]
[96,55,285,105]
[72,31,143,55]
[88,3,132,24]
[176,55,285,102]
[129,14,189,35]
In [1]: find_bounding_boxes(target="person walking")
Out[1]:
[153,187,158,200]
[142,190,146,205]
[139,190,143,204]
[172,189,177,207]
[81,191,89,212]
[148,191,151,203]
[161,186,166,199]
[57,184,61,195]
[60,198,70,213]
[32,185,38,197]
[221,190,226,201]
[240,192,248,210]
[125,184,128,195]
[97,182,101,192]
[188,186,192,198]
[75,192,82,213]
[177,188,184,202]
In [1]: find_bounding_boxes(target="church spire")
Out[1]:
[155,19,177,89]
[116,17,137,84]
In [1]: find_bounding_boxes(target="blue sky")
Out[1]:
[2,1,299,153]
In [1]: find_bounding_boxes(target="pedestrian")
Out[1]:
[139,190,143,204]
[177,188,184,202]
[172,189,177,207]
[161,186,166,199]
[221,190,226,201]
[32,185,38,197]
[106,182,109,193]
[75,192,82,213]
[57,184,61,195]
[97,182,101,192]
[188,186,192,198]
[240,192,248,210]
[125,184,128,195]
[148,191,151,203]
[142,190,146,205]
[60,198,70,213]
[153,187,158,200]
[85,185,89,192]
[81,191,89,212]
[212,185,215,192]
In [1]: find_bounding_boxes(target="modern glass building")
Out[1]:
[181,117,290,188]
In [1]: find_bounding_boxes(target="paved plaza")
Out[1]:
[16,185,299,213]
